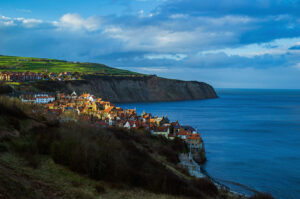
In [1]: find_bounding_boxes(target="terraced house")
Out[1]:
[0,72,11,81]
[0,71,43,82]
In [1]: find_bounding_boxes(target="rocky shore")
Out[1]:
[179,153,248,199]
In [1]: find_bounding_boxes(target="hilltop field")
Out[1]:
[0,55,141,76]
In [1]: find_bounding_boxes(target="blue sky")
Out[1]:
[1,0,300,88]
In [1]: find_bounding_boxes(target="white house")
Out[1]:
[152,127,170,138]
[35,95,55,104]
[124,121,131,129]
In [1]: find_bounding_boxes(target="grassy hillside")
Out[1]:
[0,95,220,199]
[0,55,140,75]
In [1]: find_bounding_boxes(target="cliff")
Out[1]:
[31,75,217,103]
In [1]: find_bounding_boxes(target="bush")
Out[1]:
[0,142,8,152]
[4,119,213,198]
[10,135,41,168]
[33,127,60,155]
[176,164,190,176]
[0,81,12,95]
[158,146,180,164]
[48,125,208,197]
[95,184,106,194]
[192,177,218,197]
[171,137,188,153]
[50,124,126,182]
[0,96,45,121]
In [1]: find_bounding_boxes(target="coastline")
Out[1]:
[179,153,250,198]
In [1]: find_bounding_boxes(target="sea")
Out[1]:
[118,89,300,199]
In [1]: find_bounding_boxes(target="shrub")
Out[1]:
[33,127,60,155]
[158,146,180,164]
[50,124,126,182]
[192,177,218,197]
[0,96,45,121]
[10,135,41,168]
[0,142,8,152]
[176,164,190,176]
[3,118,213,198]
[0,81,12,95]
[171,137,188,153]
[95,184,106,194]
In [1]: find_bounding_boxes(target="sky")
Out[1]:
[1,0,300,89]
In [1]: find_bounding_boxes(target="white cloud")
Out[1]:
[16,18,43,28]
[55,13,101,31]
[0,20,15,26]
[0,16,42,28]
[201,37,300,58]
[0,16,15,26]
[144,53,187,61]
[1,16,12,20]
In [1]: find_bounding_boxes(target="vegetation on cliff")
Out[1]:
[0,55,140,75]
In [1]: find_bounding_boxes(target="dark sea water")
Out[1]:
[119,89,300,199]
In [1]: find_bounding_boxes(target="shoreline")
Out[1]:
[179,153,250,198]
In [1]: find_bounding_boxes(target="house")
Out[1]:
[177,130,190,140]
[152,126,170,138]
[0,72,11,81]
[186,133,202,149]
[124,121,131,129]
[181,126,197,134]
[171,121,181,134]
[35,95,55,104]
[71,91,77,99]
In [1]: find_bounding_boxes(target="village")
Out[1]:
[20,91,203,151]
[0,71,79,82]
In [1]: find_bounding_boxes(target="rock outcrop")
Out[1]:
[32,75,218,103]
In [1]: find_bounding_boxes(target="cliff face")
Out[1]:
[33,75,218,103]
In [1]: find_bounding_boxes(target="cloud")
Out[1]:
[188,52,300,69]
[54,13,101,31]
[2,0,300,88]
[144,53,187,61]
[16,18,43,28]
[0,16,43,28]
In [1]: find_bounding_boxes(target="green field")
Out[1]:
[0,55,141,76]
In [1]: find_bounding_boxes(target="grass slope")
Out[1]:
[0,55,140,75]
[0,96,219,199]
